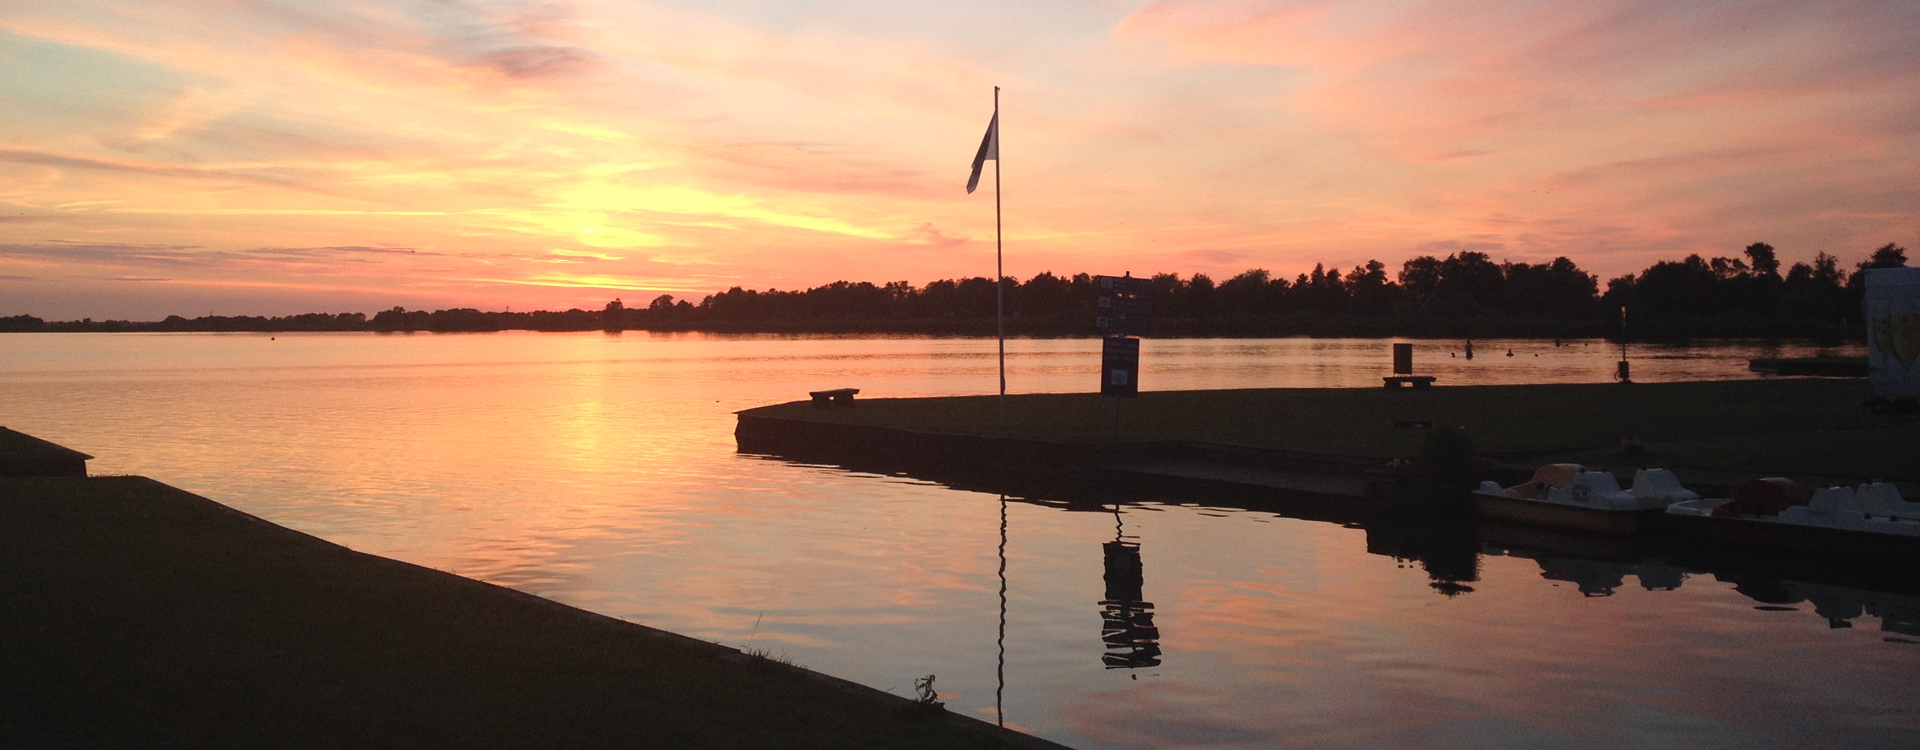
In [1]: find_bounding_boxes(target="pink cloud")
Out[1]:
[1116,0,1920,159]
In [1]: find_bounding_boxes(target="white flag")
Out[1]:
[966,112,998,194]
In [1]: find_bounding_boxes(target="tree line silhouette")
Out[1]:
[5,242,1905,339]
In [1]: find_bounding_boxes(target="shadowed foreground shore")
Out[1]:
[0,476,1059,749]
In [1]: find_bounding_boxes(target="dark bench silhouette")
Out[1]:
[1382,343,1435,389]
[809,388,859,408]
[1382,376,1436,389]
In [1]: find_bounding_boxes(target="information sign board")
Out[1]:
[1096,275,1154,297]
[1095,314,1151,337]
[1095,274,1152,338]
[1101,336,1140,397]
[1098,296,1154,316]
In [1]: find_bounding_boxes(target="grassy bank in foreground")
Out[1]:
[0,476,1056,749]
[746,379,1916,480]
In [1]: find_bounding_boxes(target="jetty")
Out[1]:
[737,379,1919,514]
[0,426,92,477]
[0,434,1064,749]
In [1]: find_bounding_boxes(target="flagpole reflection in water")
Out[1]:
[996,493,1007,728]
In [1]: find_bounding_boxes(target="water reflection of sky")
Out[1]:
[2,332,1909,749]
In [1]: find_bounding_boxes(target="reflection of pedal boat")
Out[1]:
[1474,465,1697,535]
[1665,479,1920,562]
[1477,520,1644,562]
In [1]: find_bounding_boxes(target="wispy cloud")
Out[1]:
[0,241,208,268]
[0,149,319,191]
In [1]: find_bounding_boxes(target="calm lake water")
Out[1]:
[3,332,1910,749]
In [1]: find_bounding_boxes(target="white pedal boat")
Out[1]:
[1475,465,1697,535]
[1665,480,1920,562]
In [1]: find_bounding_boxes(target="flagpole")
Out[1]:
[995,85,1005,427]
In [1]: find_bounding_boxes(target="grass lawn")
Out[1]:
[0,476,1053,749]
[746,379,1917,479]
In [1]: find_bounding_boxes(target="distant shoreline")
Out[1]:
[0,312,1866,342]
[7,244,1901,341]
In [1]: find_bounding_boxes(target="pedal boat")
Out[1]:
[1665,480,1920,562]
[1474,465,1697,535]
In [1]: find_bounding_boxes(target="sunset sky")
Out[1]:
[3,0,1916,319]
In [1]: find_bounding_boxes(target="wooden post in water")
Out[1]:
[1616,306,1631,383]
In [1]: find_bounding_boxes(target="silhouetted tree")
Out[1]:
[1812,252,1844,287]
[1016,271,1075,317]
[1745,242,1781,279]
[1848,243,1910,289]
[1225,269,1297,316]
[0,314,45,332]
[603,298,626,330]
[1631,255,1722,318]
[1182,273,1218,317]
[1398,256,1443,303]
[1347,260,1397,314]
[1501,257,1599,320]
[1436,252,1503,311]
[1709,256,1748,279]
[1296,264,1349,313]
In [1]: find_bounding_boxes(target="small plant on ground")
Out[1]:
[744,646,795,667]
[738,612,799,667]
[912,674,944,714]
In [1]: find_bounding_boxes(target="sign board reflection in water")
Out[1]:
[1101,538,1160,669]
